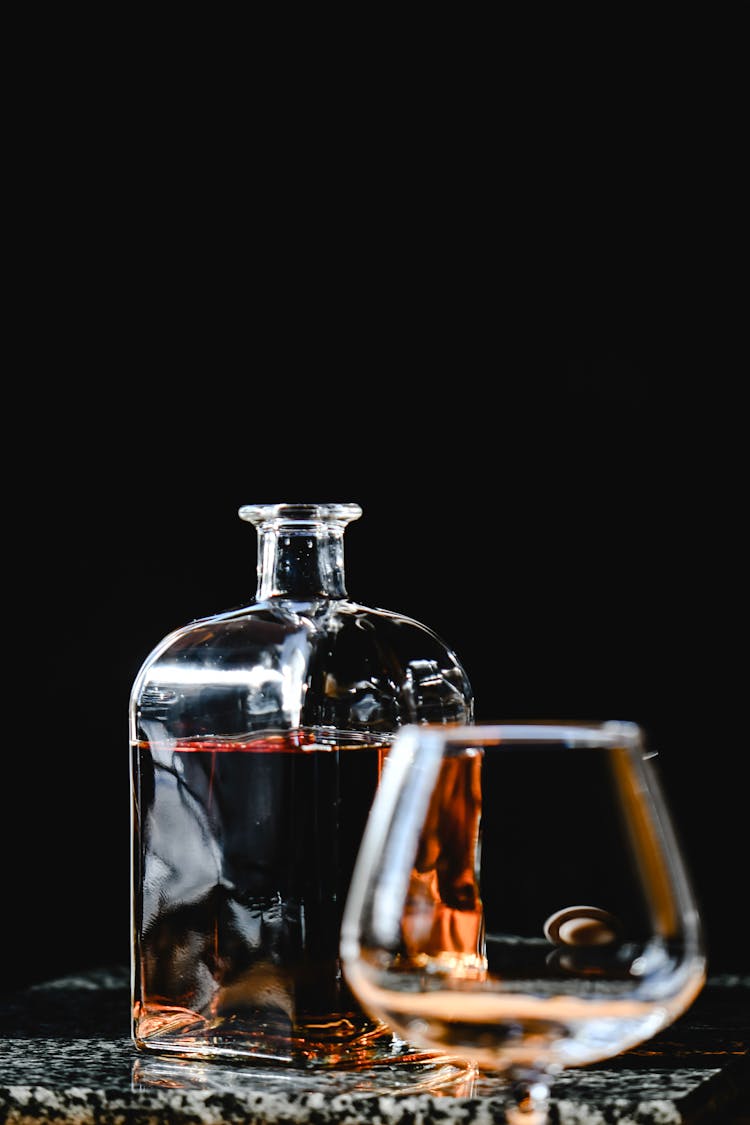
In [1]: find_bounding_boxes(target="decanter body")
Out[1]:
[130,502,473,1066]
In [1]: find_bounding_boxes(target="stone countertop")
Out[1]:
[1,968,748,1124]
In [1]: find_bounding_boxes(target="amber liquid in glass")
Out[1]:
[132,731,388,1064]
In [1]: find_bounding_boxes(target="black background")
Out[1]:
[7,357,743,991]
[3,32,744,991]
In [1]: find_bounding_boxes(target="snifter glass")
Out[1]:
[341,721,706,1121]
[129,502,473,1068]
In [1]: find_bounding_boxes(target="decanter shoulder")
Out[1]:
[330,602,467,666]
[129,602,310,706]
[130,599,473,735]
[312,602,474,726]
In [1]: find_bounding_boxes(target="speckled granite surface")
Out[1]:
[1,968,748,1123]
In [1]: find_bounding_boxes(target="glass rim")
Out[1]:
[395,720,643,748]
[239,502,363,527]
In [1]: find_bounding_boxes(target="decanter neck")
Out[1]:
[256,523,348,600]
[239,503,362,601]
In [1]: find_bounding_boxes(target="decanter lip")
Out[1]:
[238,502,363,528]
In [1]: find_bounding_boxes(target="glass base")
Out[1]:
[134,1010,449,1068]
[134,1014,478,1091]
[133,1043,478,1098]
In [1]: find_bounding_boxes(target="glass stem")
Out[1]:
[505,1068,553,1124]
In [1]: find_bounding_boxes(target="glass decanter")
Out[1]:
[130,502,473,1068]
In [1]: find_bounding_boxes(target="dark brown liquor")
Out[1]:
[132,730,388,1064]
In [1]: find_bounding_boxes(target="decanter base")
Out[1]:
[133,1037,478,1097]
[133,1009,458,1072]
